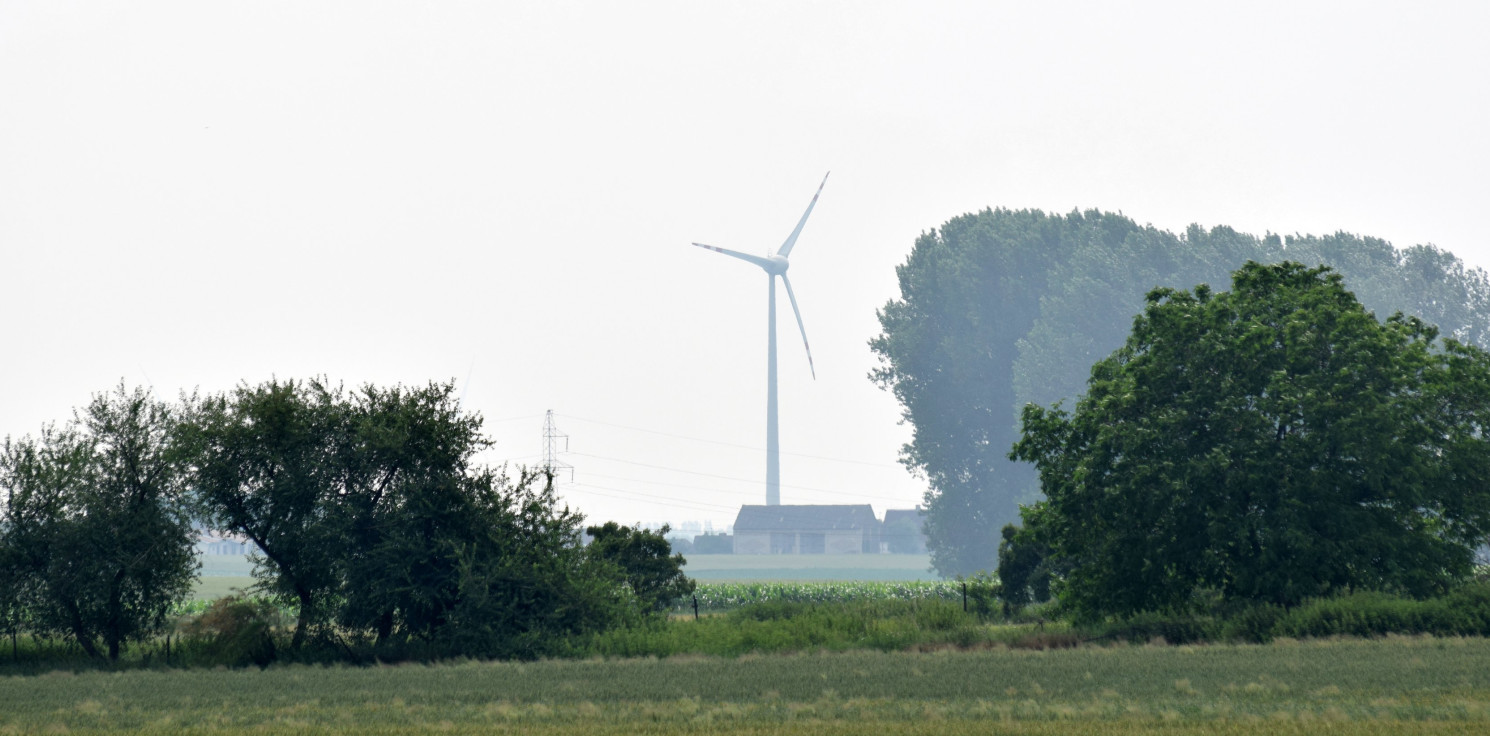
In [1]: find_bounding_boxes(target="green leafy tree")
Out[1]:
[666,535,695,555]
[870,209,1079,575]
[585,522,695,613]
[329,383,623,654]
[873,209,1490,578]
[1011,262,1490,619]
[188,378,635,657]
[0,542,22,657]
[440,470,629,658]
[994,522,1053,613]
[186,378,345,649]
[330,381,495,645]
[0,385,197,660]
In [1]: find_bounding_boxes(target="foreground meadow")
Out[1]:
[1,636,1486,735]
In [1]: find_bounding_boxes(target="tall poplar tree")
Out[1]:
[873,208,1490,577]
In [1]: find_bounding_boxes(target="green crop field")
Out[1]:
[184,580,964,616]
[191,553,941,601]
[682,553,939,581]
[191,553,941,594]
[686,581,961,611]
[1,637,1486,734]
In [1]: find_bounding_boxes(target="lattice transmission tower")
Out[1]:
[541,409,573,482]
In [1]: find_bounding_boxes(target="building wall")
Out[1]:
[732,529,865,554]
[734,531,771,555]
[825,530,862,554]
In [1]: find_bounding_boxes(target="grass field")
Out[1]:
[197,554,255,577]
[1,637,1486,734]
[193,576,256,600]
[193,554,256,599]
[191,552,941,599]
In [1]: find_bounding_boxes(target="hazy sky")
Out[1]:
[4,2,1488,529]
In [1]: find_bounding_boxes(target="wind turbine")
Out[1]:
[693,172,828,506]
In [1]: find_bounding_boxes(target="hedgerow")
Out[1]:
[1082,581,1490,644]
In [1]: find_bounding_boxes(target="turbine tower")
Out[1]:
[692,172,827,506]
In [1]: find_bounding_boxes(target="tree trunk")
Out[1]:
[106,567,127,661]
[65,604,102,660]
[291,587,313,650]
[375,609,394,646]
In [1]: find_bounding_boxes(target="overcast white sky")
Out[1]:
[4,1,1488,529]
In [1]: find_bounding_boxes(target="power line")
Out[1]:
[485,452,544,466]
[561,482,742,514]
[568,452,922,505]
[566,483,741,513]
[559,413,902,468]
[575,468,919,506]
[483,413,547,424]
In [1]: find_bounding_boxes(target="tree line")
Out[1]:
[871,208,1490,576]
[0,379,693,661]
[1004,261,1490,620]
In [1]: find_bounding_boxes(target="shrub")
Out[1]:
[913,601,964,631]
[1086,611,1216,645]
[586,522,695,613]
[1272,582,1490,639]
[957,572,1001,618]
[180,595,281,668]
[1220,602,1286,643]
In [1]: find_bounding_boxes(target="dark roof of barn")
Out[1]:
[882,508,926,527]
[733,504,878,532]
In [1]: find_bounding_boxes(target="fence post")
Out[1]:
[962,583,967,612]
[692,595,699,621]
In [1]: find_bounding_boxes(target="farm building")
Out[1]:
[881,508,929,553]
[731,504,878,554]
[197,532,252,555]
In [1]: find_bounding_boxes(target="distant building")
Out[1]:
[732,504,878,554]
[197,531,252,556]
[881,508,929,554]
[693,532,734,554]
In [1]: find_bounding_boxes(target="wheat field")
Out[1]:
[1,636,1486,734]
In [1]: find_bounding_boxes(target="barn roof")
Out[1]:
[883,508,926,526]
[733,504,878,532]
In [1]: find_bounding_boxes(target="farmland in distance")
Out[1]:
[192,552,942,599]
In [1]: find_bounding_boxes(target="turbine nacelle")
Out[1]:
[764,254,790,275]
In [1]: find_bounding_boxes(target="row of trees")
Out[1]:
[0,380,693,661]
[1003,262,1490,618]
[872,209,1490,575]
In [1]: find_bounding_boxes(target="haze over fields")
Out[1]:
[3,2,1488,528]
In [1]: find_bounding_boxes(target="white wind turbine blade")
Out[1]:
[692,242,774,270]
[781,274,815,380]
[775,171,830,258]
